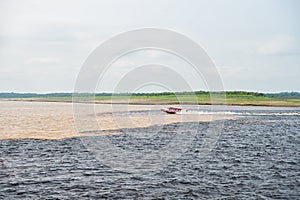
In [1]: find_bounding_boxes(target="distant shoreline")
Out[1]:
[1,97,300,107]
[1,91,300,107]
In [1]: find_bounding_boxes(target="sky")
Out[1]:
[0,0,299,93]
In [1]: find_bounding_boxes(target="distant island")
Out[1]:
[1,91,300,107]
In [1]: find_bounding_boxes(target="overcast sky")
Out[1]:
[0,0,299,93]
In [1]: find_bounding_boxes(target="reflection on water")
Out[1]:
[0,101,299,198]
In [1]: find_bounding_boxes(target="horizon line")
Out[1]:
[1,90,300,95]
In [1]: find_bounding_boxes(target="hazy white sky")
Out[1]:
[0,0,299,93]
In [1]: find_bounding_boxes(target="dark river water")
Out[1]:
[1,106,299,199]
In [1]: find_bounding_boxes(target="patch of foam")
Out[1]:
[180,110,300,116]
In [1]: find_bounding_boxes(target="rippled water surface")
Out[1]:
[1,106,299,199]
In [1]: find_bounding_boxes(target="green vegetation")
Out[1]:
[1,91,300,107]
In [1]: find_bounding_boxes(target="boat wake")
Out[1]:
[180,110,300,116]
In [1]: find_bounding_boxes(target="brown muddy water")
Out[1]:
[0,101,299,199]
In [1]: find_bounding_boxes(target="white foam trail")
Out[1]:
[180,110,300,116]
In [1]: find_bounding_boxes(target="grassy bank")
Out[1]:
[1,91,300,107]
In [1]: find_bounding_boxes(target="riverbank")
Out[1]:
[1,95,300,107]
[1,91,300,107]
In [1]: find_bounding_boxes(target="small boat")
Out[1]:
[161,107,183,114]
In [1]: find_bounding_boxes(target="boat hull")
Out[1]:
[161,108,180,114]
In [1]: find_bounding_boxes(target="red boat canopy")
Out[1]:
[168,107,182,111]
